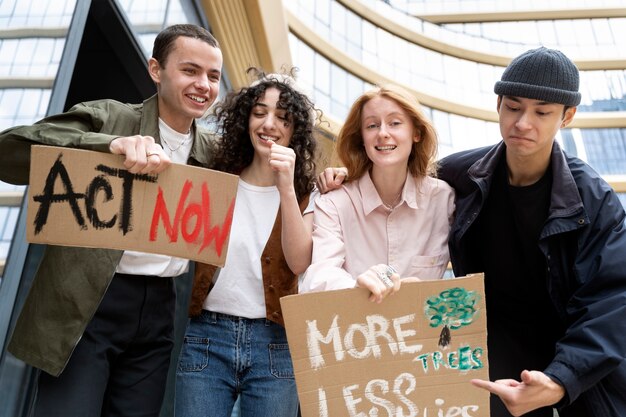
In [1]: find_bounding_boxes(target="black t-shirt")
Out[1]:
[467,159,566,417]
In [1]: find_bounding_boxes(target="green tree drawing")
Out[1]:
[425,287,479,348]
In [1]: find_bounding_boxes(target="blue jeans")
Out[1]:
[175,311,298,417]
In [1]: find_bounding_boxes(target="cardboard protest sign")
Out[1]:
[282,274,489,417]
[27,145,238,266]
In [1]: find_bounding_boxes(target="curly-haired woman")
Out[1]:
[175,69,317,417]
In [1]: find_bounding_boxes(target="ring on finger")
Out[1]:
[376,270,394,288]
[146,152,160,157]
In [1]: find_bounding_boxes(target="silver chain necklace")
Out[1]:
[160,134,190,156]
[382,191,403,211]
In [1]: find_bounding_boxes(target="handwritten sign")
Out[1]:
[26,145,238,266]
[281,274,489,417]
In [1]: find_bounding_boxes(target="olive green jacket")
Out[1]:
[0,95,216,376]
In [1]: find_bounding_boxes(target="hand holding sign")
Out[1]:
[356,264,401,304]
[109,135,171,174]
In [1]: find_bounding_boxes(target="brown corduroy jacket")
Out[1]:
[189,196,310,327]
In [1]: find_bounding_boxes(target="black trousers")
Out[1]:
[32,273,176,417]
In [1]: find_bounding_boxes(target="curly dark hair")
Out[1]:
[211,68,318,201]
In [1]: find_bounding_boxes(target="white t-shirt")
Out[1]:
[115,119,193,277]
[204,179,280,318]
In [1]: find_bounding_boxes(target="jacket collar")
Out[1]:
[468,140,586,224]
[467,140,506,181]
[141,95,161,140]
[546,141,585,219]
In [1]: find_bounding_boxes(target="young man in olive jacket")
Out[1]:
[438,47,626,417]
[317,47,626,417]
[0,24,222,417]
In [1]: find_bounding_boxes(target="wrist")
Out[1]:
[545,376,566,406]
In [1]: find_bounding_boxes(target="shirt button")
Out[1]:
[264,256,271,263]
[577,218,585,225]
[272,311,279,317]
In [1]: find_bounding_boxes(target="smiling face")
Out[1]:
[149,36,222,133]
[360,96,419,172]
[498,95,575,163]
[248,87,294,155]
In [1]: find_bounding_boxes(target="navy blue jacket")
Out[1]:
[439,141,626,416]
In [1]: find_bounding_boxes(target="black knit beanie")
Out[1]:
[494,47,581,106]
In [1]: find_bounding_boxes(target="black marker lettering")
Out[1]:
[33,155,86,234]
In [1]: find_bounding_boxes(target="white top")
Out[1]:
[115,119,193,277]
[204,179,280,318]
[157,118,193,163]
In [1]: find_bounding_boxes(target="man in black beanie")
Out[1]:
[438,47,626,417]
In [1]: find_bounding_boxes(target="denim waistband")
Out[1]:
[200,309,272,326]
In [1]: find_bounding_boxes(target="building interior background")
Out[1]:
[0,0,625,416]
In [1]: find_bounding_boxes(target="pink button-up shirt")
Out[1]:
[300,171,455,292]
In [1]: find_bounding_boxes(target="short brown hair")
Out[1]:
[152,24,219,67]
[337,84,438,181]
